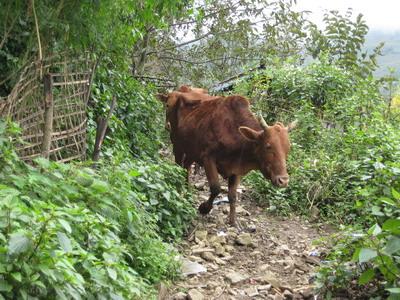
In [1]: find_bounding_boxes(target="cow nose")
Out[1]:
[277,175,289,187]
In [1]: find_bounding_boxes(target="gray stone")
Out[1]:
[195,230,208,241]
[225,271,248,285]
[172,291,187,300]
[180,258,207,276]
[235,233,253,246]
[187,289,204,300]
[260,272,283,289]
[283,289,293,299]
[244,286,259,297]
[200,251,216,262]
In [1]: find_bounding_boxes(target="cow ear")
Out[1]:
[287,120,298,132]
[178,85,192,92]
[156,93,168,103]
[239,126,263,141]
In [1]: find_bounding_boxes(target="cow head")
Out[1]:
[239,117,297,188]
[157,91,182,131]
[157,88,211,131]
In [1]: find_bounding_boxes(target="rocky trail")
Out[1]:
[162,171,334,300]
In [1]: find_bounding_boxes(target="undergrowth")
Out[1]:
[0,120,195,299]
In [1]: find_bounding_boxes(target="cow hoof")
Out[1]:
[198,202,212,215]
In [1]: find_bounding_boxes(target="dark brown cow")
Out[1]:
[170,94,295,226]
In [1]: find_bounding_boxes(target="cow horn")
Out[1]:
[257,114,269,130]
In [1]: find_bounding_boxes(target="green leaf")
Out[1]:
[150,199,159,205]
[392,189,400,201]
[8,233,32,256]
[358,248,377,263]
[128,169,141,177]
[59,219,72,234]
[383,219,400,234]
[371,206,384,216]
[384,236,400,255]
[57,232,72,253]
[76,175,94,187]
[107,267,117,280]
[387,288,400,294]
[0,279,12,292]
[358,268,375,284]
[368,223,381,236]
[11,272,22,282]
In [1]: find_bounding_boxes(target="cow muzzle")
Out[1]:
[274,175,289,187]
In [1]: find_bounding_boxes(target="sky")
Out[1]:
[294,0,400,32]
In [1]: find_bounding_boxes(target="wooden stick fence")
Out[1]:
[0,54,95,163]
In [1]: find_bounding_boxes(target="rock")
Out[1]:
[187,289,204,300]
[283,289,293,299]
[214,257,226,265]
[273,294,284,300]
[225,245,235,253]
[215,244,226,257]
[244,286,259,297]
[305,256,320,265]
[192,248,214,254]
[172,291,187,300]
[301,288,314,299]
[236,206,251,216]
[214,286,224,295]
[225,271,248,285]
[280,244,290,255]
[260,272,283,289]
[235,233,253,246]
[180,258,207,276]
[247,224,257,232]
[257,284,272,291]
[195,230,208,241]
[194,182,206,190]
[250,250,262,258]
[259,264,269,272]
[200,251,216,262]
[209,234,227,245]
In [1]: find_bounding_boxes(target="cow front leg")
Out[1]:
[228,175,241,226]
[198,158,220,215]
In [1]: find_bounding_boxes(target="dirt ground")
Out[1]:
[163,171,334,300]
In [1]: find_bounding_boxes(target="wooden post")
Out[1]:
[92,96,117,161]
[42,73,53,158]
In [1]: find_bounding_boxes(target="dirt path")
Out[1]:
[164,172,333,300]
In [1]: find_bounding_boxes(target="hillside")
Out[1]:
[365,30,400,77]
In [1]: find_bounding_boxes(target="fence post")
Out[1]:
[42,73,53,158]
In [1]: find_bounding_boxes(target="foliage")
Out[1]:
[237,56,400,297]
[306,9,384,77]
[315,126,400,298]
[0,119,195,299]
[88,68,164,160]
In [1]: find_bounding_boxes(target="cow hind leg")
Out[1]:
[198,158,220,215]
[228,175,241,226]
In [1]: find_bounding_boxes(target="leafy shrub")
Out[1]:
[0,120,195,299]
[315,123,400,298]
[88,67,164,161]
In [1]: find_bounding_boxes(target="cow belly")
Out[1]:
[216,159,257,178]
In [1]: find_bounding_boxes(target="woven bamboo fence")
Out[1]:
[0,55,95,162]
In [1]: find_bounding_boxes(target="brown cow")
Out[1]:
[157,86,218,179]
[171,94,296,226]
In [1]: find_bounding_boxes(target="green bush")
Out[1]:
[315,123,400,298]
[0,120,195,299]
[88,68,164,161]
